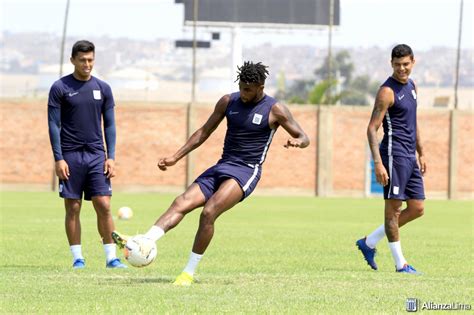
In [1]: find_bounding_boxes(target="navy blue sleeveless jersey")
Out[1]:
[48,74,115,153]
[220,92,277,165]
[379,77,418,157]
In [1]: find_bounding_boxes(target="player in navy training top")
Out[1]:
[47,40,126,269]
[112,61,310,285]
[356,44,426,274]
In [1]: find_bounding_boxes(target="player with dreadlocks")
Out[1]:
[112,61,310,285]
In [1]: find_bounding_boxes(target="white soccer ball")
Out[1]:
[117,206,133,220]
[124,235,157,268]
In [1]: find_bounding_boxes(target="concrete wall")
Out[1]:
[1,99,472,199]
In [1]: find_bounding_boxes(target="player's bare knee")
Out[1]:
[170,194,191,213]
[413,205,424,218]
[200,208,217,226]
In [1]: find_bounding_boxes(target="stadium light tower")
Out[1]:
[52,0,71,192]
[59,0,71,78]
[454,0,463,110]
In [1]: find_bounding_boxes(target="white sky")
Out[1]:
[1,0,472,50]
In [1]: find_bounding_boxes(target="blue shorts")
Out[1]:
[194,160,262,201]
[59,150,112,201]
[382,155,425,200]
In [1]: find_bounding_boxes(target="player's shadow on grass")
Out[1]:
[101,276,173,284]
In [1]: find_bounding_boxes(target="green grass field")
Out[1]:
[0,191,472,314]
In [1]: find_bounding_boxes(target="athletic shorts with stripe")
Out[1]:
[194,160,262,201]
[59,149,112,201]
[382,155,425,200]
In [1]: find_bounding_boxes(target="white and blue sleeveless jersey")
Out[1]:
[379,77,418,158]
[220,92,277,166]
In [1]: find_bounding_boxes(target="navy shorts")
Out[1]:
[382,155,425,200]
[194,160,262,201]
[59,150,112,201]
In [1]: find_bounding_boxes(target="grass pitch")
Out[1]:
[0,191,472,313]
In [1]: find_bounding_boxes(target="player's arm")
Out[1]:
[47,84,69,180]
[367,87,393,186]
[269,102,309,149]
[413,83,426,175]
[158,95,229,171]
[103,107,116,178]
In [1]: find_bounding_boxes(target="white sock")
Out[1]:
[70,245,84,261]
[144,225,165,242]
[103,243,117,263]
[366,224,385,248]
[183,252,203,276]
[388,241,407,270]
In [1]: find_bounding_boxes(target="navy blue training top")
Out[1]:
[379,77,418,157]
[220,92,277,166]
[48,74,115,154]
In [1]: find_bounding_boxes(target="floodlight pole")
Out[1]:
[52,0,71,192]
[454,0,463,110]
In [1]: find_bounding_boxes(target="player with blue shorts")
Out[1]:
[112,61,310,285]
[356,44,426,274]
[48,40,126,269]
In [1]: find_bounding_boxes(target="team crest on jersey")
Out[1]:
[411,89,417,100]
[252,113,263,125]
[93,90,101,100]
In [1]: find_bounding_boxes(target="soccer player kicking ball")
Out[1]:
[113,61,309,285]
[356,44,426,274]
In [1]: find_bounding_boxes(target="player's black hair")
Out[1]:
[391,44,414,60]
[71,40,95,58]
[235,61,269,84]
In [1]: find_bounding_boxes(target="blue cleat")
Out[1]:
[396,264,421,275]
[73,259,85,269]
[106,258,127,269]
[356,237,378,270]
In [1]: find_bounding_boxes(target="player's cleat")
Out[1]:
[173,272,194,286]
[396,264,420,275]
[106,258,128,268]
[111,230,129,249]
[72,258,85,269]
[356,237,378,270]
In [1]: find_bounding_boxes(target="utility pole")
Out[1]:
[186,0,199,188]
[326,0,334,104]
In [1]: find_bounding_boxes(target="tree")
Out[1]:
[285,50,377,106]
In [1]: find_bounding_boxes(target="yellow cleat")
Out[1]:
[111,230,129,249]
[173,272,194,286]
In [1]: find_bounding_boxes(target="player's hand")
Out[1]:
[55,160,70,180]
[283,138,305,148]
[418,155,426,175]
[374,162,389,186]
[104,159,116,178]
[157,157,177,171]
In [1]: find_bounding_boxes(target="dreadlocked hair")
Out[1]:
[235,61,269,84]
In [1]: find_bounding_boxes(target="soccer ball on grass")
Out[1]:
[117,206,133,220]
[124,235,157,267]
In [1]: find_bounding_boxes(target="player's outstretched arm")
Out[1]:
[269,103,309,149]
[158,95,229,171]
[367,87,392,186]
